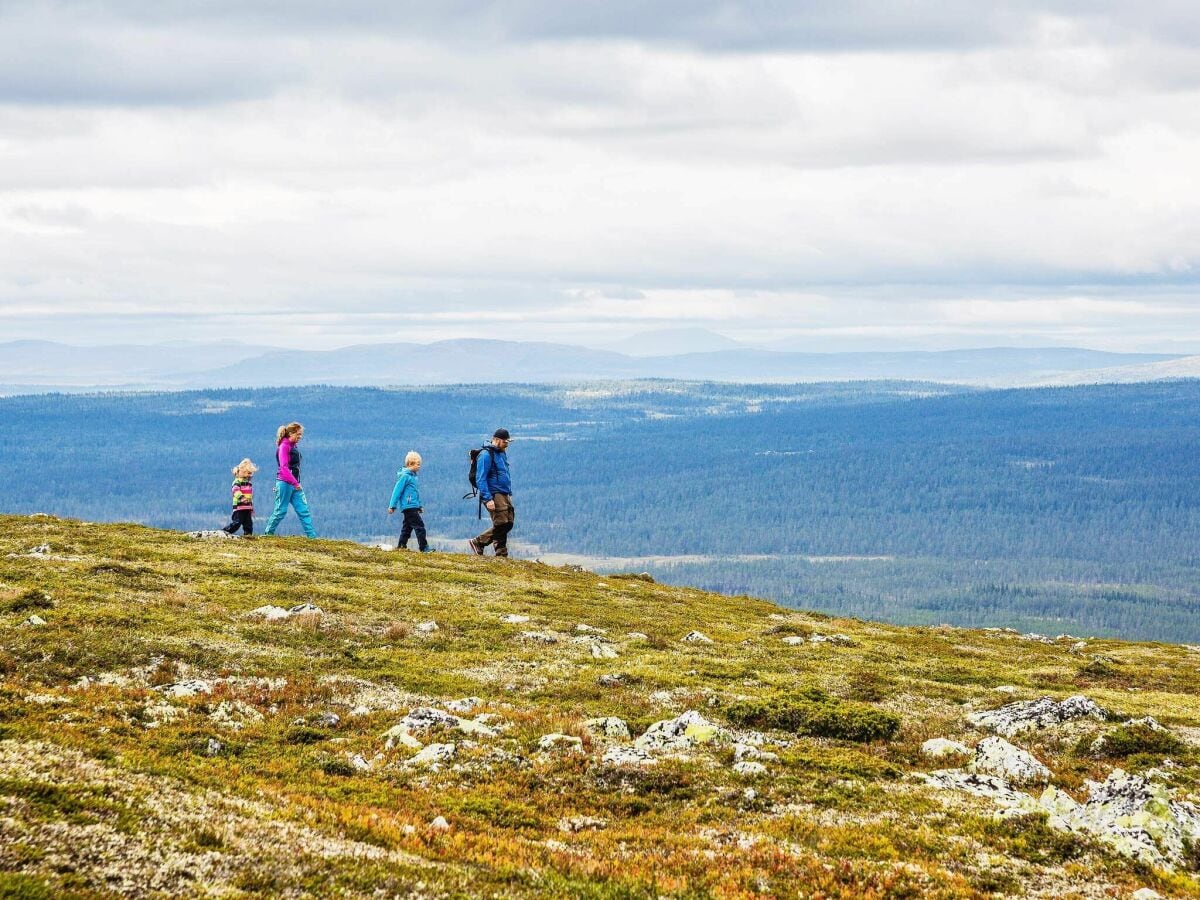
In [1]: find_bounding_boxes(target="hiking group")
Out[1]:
[221,423,515,557]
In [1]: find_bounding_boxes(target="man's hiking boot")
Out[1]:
[420,547,436,553]
[467,539,484,556]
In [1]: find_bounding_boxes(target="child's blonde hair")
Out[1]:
[405,451,422,468]
[232,458,258,476]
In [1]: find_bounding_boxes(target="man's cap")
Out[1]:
[493,428,511,440]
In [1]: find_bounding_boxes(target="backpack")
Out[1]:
[464,444,497,517]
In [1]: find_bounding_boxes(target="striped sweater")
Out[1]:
[231,477,254,512]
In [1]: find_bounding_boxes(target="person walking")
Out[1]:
[221,458,258,536]
[263,422,317,538]
[388,451,432,552]
[468,428,514,557]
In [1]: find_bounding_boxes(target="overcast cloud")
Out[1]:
[1,1,1198,350]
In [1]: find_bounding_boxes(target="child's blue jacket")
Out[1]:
[389,469,422,510]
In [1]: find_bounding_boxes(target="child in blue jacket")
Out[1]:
[388,451,432,552]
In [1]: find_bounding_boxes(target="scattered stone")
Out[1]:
[413,620,439,634]
[21,614,47,627]
[381,725,424,751]
[780,635,805,646]
[247,605,292,621]
[400,706,496,738]
[635,710,727,753]
[28,543,52,557]
[809,633,852,645]
[649,690,676,705]
[429,815,451,831]
[537,733,584,754]
[558,816,607,833]
[314,712,341,728]
[1132,889,1163,900]
[500,614,530,624]
[590,643,619,660]
[626,632,649,641]
[205,738,224,756]
[919,770,1030,806]
[733,761,767,776]
[967,695,1106,737]
[681,631,713,644]
[186,530,235,541]
[597,674,625,687]
[575,624,607,634]
[142,702,186,728]
[1125,716,1167,732]
[1020,632,1055,644]
[444,697,482,714]
[992,685,1018,694]
[967,737,1051,786]
[349,754,373,772]
[520,631,559,644]
[288,603,323,616]
[155,680,214,698]
[1070,641,1088,653]
[585,717,631,740]
[406,743,456,769]
[921,738,973,759]
[601,745,657,767]
[208,700,265,731]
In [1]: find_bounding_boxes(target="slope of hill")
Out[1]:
[2,516,1199,897]
[1028,355,1200,387]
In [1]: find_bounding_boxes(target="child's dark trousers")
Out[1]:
[398,508,428,551]
[223,510,254,535]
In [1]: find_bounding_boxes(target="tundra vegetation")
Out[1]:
[2,516,1200,897]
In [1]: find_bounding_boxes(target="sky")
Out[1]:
[1,1,1199,352]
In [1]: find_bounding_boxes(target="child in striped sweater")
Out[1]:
[222,458,258,536]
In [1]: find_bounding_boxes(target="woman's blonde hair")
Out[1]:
[405,451,422,468]
[232,458,258,476]
[276,422,304,446]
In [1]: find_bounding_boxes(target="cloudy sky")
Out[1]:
[1,1,1198,351]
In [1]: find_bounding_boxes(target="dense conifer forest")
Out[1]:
[3,379,1199,641]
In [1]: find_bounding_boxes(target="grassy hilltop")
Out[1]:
[2,516,1200,898]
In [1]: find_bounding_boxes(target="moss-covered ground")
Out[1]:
[1,515,1199,897]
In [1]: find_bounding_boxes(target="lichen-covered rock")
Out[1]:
[186,530,234,541]
[21,614,47,627]
[781,636,805,646]
[400,706,497,738]
[967,695,1106,737]
[208,700,264,731]
[590,643,619,659]
[967,737,1051,786]
[921,738,972,759]
[247,605,291,621]
[809,633,852,645]
[381,725,423,750]
[601,745,657,767]
[429,815,451,830]
[155,679,213,698]
[444,697,482,714]
[537,733,584,754]
[919,770,1031,807]
[414,620,439,634]
[635,710,728,753]
[288,603,323,616]
[406,743,456,769]
[732,760,767,776]
[520,631,559,644]
[585,717,631,740]
[500,613,530,624]
[558,816,607,833]
[681,631,713,644]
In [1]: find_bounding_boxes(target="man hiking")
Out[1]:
[468,428,514,558]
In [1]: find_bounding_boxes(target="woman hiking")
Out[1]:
[263,422,317,538]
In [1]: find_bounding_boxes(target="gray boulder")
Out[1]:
[967,695,1106,737]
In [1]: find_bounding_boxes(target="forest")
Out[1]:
[2,379,1200,641]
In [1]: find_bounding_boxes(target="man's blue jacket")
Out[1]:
[476,445,511,501]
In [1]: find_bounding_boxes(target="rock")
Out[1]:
[537,733,584,754]
[626,632,649,641]
[247,605,292,621]
[585,717,631,740]
[1020,632,1054,644]
[558,816,607,833]
[414,621,439,634]
[288,603,323,616]
[601,745,657,767]
[1125,716,1167,732]
[919,770,1031,807]
[922,738,973,759]
[635,710,728,753]
[444,697,482,714]
[186,530,234,540]
[142,701,186,728]
[733,760,767,776]
[349,753,372,772]
[597,674,625,687]
[590,643,619,659]
[520,631,559,644]
[967,736,1051,786]
[155,679,213,698]
[1070,641,1088,653]
[967,695,1106,737]
[809,633,852,645]
[208,699,265,731]
[1132,890,1163,900]
[21,614,47,627]
[681,631,713,644]
[400,706,496,738]
[500,614,530,624]
[28,543,52,557]
[429,815,451,831]
[205,738,224,756]
[649,690,675,705]
[314,712,341,728]
[992,685,1018,694]
[381,725,424,750]
[781,636,805,646]
[575,624,607,634]
[406,743,456,769]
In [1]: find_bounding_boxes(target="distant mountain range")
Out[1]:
[0,335,1189,393]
